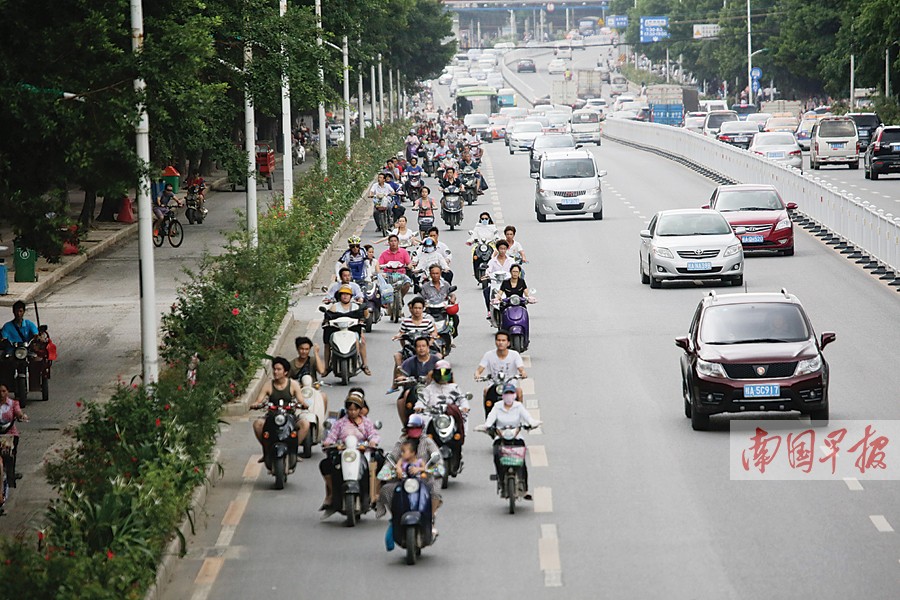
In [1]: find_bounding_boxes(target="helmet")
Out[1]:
[446,303,459,316]
[407,414,426,428]
[409,128,416,134]
[434,366,453,383]
[422,237,436,247]
[347,235,361,246]
[337,285,353,296]
[345,389,365,408]
[502,382,517,395]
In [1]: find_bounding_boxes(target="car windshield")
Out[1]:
[819,120,856,137]
[517,122,543,133]
[573,112,599,124]
[880,129,900,144]
[519,60,534,66]
[656,213,732,235]
[685,117,705,128]
[798,119,816,132]
[714,189,783,211]
[699,303,810,344]
[611,76,626,85]
[541,158,595,179]
[755,133,796,146]
[851,115,880,128]
[768,118,798,127]
[707,113,738,129]
[465,115,489,126]
[535,135,575,149]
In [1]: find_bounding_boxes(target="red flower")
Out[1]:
[106,550,114,560]
[131,456,137,463]
[155,418,161,427]
[234,292,239,298]
[38,530,44,542]
[164,403,171,410]
[75,401,82,408]
[232,308,240,316]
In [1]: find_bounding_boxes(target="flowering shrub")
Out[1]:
[0,122,407,599]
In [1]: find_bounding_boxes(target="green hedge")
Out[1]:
[0,122,407,600]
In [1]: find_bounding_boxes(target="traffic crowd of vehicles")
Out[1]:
[247,103,542,565]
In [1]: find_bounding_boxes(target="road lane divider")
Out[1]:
[539,524,563,587]
[533,487,553,513]
[870,515,894,532]
[843,477,864,491]
[529,445,548,468]
[520,378,535,396]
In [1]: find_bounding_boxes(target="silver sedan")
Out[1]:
[748,132,804,171]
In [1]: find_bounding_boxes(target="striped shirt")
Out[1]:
[399,316,436,339]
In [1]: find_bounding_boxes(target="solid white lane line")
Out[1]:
[539,524,563,587]
[534,487,553,513]
[843,477,864,491]
[529,445,548,467]
[870,515,894,532]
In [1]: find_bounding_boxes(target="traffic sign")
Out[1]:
[639,16,670,44]
[546,2,555,12]
[750,67,762,80]
[751,79,760,93]
[607,15,629,29]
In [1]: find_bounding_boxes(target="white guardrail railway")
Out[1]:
[603,119,900,280]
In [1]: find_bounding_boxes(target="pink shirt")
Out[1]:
[378,248,411,273]
[0,399,24,437]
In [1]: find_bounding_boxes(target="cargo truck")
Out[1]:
[646,85,700,126]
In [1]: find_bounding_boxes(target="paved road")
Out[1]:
[158,79,900,598]
[801,154,900,210]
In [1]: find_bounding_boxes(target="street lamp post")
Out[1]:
[279,0,293,208]
[746,0,753,103]
[244,42,258,247]
[358,48,365,139]
[370,64,377,126]
[315,0,328,174]
[378,54,385,124]
[342,36,351,159]
[388,68,394,121]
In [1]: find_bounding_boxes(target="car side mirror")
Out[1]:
[598,170,607,177]
[786,202,798,210]
[639,229,651,239]
[374,420,383,430]
[701,204,710,209]
[820,332,836,349]
[674,336,691,352]
[529,172,539,179]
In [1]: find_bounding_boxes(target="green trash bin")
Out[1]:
[161,165,181,193]
[14,246,37,283]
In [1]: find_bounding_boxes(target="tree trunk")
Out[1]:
[97,192,119,222]
[79,188,97,227]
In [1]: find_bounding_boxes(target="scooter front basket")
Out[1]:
[499,445,526,466]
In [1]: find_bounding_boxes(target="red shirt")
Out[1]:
[378,248,411,272]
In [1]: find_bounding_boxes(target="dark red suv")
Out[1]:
[864,125,900,180]
[675,291,835,431]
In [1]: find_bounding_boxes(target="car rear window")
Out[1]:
[541,158,595,179]
[535,136,575,149]
[656,213,732,236]
[517,122,542,133]
[818,120,856,137]
[851,115,880,129]
[707,113,738,129]
[465,115,490,126]
[880,129,900,144]
[699,303,810,344]
[768,117,798,127]
[714,189,783,211]
[756,133,796,146]
[573,112,599,124]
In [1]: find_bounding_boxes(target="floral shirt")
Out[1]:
[323,415,380,447]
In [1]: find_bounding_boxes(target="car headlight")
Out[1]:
[403,478,421,493]
[795,355,823,376]
[274,413,287,426]
[774,217,791,231]
[652,246,674,259]
[696,358,727,378]
[724,243,741,257]
[586,186,601,195]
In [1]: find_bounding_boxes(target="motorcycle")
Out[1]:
[324,428,383,527]
[383,450,442,564]
[424,150,436,177]
[381,265,407,323]
[395,375,428,426]
[421,395,471,489]
[373,194,393,236]
[0,324,55,406]
[497,294,534,353]
[361,276,382,333]
[184,184,208,225]
[297,375,327,458]
[459,166,479,206]
[482,424,536,515]
[412,206,435,240]
[467,229,497,287]
[405,172,424,201]
[440,185,464,231]
[477,371,523,418]
[319,306,364,385]
[254,396,300,489]
[425,301,454,358]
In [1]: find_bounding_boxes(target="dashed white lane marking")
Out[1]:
[529,409,541,422]
[534,487,553,513]
[520,378,535,396]
[522,355,532,368]
[844,477,864,491]
[525,397,539,409]
[539,524,563,587]
[529,445,548,467]
[870,515,894,533]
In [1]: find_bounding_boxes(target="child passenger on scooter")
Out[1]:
[395,440,425,478]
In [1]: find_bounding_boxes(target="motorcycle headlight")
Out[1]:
[343,450,358,463]
[479,244,488,252]
[403,478,421,493]
[696,358,727,378]
[510,296,521,306]
[774,217,791,231]
[795,355,823,376]
[435,415,452,430]
[501,429,516,440]
[14,347,27,360]
[301,387,313,399]
[652,246,674,259]
[274,414,287,426]
[724,243,741,257]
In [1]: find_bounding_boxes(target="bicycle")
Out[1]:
[153,207,185,248]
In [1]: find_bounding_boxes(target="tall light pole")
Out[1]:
[130,0,158,385]
[746,0,753,102]
[887,48,891,98]
[378,54,385,124]
[315,0,328,174]
[279,0,293,208]
[370,63,377,126]
[388,68,395,121]
[357,45,365,139]
[244,41,258,248]
[342,36,351,159]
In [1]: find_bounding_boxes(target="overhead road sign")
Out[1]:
[639,16,670,44]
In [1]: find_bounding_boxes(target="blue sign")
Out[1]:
[607,15,629,29]
[750,67,762,80]
[599,1,609,8]
[751,79,760,93]
[639,16,670,43]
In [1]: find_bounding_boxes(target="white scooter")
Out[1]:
[337,433,379,527]
[319,306,364,385]
[298,374,327,458]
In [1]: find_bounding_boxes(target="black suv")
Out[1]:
[864,125,900,180]
[848,112,882,150]
[675,290,835,431]
[516,59,536,73]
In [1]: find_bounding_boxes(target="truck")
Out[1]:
[646,84,700,126]
[551,80,578,108]
[760,100,804,117]
[576,69,604,99]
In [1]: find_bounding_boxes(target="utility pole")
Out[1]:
[279,0,293,208]
[315,0,327,174]
[850,54,855,108]
[389,68,395,121]
[130,0,158,385]
[358,45,365,139]
[887,48,892,98]
[342,35,350,159]
[370,63,377,126]
[746,0,752,102]
[244,41,258,247]
[378,54,385,124]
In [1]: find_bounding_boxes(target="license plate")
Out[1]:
[767,152,785,159]
[830,142,845,149]
[892,143,900,151]
[686,261,712,271]
[561,197,580,205]
[734,136,748,142]
[744,383,780,398]
[742,235,764,244]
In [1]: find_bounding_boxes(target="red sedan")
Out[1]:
[704,184,797,256]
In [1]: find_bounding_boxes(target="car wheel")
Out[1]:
[683,377,692,418]
[871,169,879,181]
[782,247,794,256]
[691,402,710,431]
[536,210,547,223]
[649,275,661,289]
[640,258,650,284]
[592,209,603,220]
[864,164,871,179]
[730,274,743,287]
[809,406,829,427]
[509,148,514,155]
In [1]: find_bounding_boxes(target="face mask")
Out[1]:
[503,394,516,407]
[480,219,489,225]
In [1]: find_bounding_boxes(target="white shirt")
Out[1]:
[484,401,538,436]
[370,183,394,208]
[417,383,470,412]
[478,349,524,381]
[468,223,501,245]
[413,249,450,272]
[486,256,514,278]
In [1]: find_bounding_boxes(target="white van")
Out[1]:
[571,109,602,144]
[700,100,728,113]
[609,74,629,96]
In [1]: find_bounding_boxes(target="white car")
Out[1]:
[556,47,573,60]
[612,94,635,111]
[486,73,504,90]
[639,209,744,288]
[748,132,803,171]
[508,121,544,154]
[548,59,567,75]
[438,72,453,85]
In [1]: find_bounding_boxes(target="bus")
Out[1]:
[578,16,601,36]
[455,86,500,118]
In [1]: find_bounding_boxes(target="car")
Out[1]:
[639,209,744,288]
[730,103,758,121]
[469,67,488,81]
[612,94,635,111]
[794,117,818,150]
[489,115,510,140]
[516,59,536,73]
[486,73,504,90]
[716,121,759,149]
[437,72,453,85]
[748,132,803,171]
[634,107,652,122]
[326,124,345,146]
[543,112,571,134]
[547,59,567,75]
[675,290,835,430]
[809,116,859,169]
[584,98,608,112]
[700,100,728,112]
[556,47,573,60]
[570,109,602,144]
[763,116,800,133]
[529,133,578,173]
[507,120,544,153]
[463,113,492,142]
[745,112,773,132]
[683,112,707,134]
[609,109,639,120]
[504,116,528,146]
[703,110,739,137]
[847,112,882,150]
[704,184,797,255]
[864,125,900,180]
[532,149,606,221]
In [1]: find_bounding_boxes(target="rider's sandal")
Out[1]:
[362,365,372,376]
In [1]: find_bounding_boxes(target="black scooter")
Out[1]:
[255,397,300,489]
[385,451,442,565]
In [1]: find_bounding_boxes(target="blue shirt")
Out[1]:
[1,319,38,344]
[338,249,368,281]
[406,165,423,175]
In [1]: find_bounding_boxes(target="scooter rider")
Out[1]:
[439,167,463,190]
[323,286,371,376]
[427,227,453,282]
[369,173,396,229]
[394,337,440,424]
[500,225,527,264]
[421,265,458,337]
[466,212,501,246]
[411,237,449,277]
[378,235,413,300]
[249,357,311,463]
[0,383,28,505]
[383,172,406,223]
[326,267,365,304]
[482,239,514,312]
[390,297,437,377]
[1,301,38,349]
[319,389,381,518]
[474,330,527,404]
[417,361,469,438]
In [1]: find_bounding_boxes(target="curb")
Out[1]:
[143,448,222,600]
